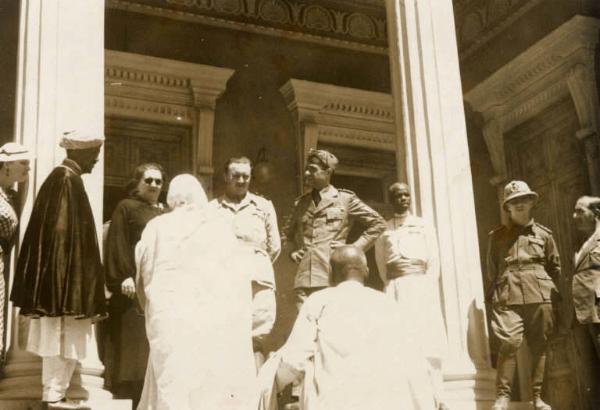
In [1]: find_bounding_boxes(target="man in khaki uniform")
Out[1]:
[486,181,561,410]
[209,157,280,367]
[283,149,386,310]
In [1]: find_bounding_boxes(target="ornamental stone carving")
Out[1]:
[108,0,387,53]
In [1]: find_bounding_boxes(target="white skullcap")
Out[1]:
[0,142,33,162]
[59,130,105,150]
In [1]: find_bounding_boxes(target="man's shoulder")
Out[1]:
[533,222,553,236]
[292,192,311,207]
[488,225,506,237]
[248,192,273,208]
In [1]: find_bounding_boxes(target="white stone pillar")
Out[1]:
[0,0,127,408]
[385,0,496,408]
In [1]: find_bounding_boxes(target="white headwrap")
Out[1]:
[59,130,105,150]
[167,174,208,209]
[0,142,33,162]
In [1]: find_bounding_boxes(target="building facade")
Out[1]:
[0,0,598,409]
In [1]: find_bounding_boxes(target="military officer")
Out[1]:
[486,180,560,410]
[209,156,281,368]
[283,148,386,311]
[570,196,600,408]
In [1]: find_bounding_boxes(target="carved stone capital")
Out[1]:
[465,16,600,133]
[482,119,507,183]
[567,63,599,132]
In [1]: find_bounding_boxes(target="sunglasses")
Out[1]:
[144,177,163,186]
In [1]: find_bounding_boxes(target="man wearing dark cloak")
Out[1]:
[10,130,106,408]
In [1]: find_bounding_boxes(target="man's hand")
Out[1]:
[121,277,136,299]
[290,249,306,264]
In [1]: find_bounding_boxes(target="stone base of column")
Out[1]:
[0,399,130,410]
[442,367,497,410]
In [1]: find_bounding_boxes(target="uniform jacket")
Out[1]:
[486,219,561,306]
[283,185,386,289]
[571,230,600,325]
[209,192,281,287]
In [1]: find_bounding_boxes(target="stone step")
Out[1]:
[0,399,131,410]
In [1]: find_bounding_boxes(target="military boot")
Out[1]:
[531,352,551,410]
[491,396,510,410]
[492,349,517,410]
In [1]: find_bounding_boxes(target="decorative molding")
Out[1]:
[280,79,394,125]
[106,0,388,55]
[455,0,543,61]
[280,78,396,191]
[465,16,600,132]
[105,95,195,125]
[105,50,234,117]
[105,50,235,193]
[317,125,394,152]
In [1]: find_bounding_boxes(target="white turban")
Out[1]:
[59,130,105,150]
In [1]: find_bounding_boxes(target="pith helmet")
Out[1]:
[502,180,538,209]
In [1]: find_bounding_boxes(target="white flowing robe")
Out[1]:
[135,207,258,410]
[258,281,436,410]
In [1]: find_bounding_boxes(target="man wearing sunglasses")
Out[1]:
[209,156,281,369]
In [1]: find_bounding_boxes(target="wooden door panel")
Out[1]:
[104,116,193,220]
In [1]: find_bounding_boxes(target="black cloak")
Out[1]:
[10,159,106,318]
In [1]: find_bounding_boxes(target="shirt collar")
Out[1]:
[318,185,338,198]
[336,280,364,289]
[393,212,418,226]
[61,158,82,176]
[219,192,256,211]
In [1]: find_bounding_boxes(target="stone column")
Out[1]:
[191,78,233,196]
[385,0,496,408]
[0,1,127,408]
[567,63,600,195]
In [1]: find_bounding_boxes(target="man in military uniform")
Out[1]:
[487,181,560,410]
[209,156,281,368]
[283,148,386,311]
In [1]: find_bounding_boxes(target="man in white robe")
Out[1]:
[136,174,257,410]
[259,245,435,410]
[374,182,448,409]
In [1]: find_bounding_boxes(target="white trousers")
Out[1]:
[26,316,92,402]
[42,355,77,402]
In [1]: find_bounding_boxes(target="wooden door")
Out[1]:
[103,117,193,221]
[505,97,589,409]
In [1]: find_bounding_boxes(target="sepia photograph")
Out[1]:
[0,0,599,409]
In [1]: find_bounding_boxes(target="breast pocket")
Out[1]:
[325,208,346,231]
[527,236,545,259]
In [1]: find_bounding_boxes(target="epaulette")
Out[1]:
[488,225,506,235]
[338,188,356,195]
[534,222,552,234]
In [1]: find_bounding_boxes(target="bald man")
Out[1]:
[374,182,448,410]
[261,246,435,410]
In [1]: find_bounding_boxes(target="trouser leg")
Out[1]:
[524,303,553,402]
[42,356,78,402]
[491,305,524,399]
[587,323,600,408]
